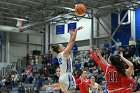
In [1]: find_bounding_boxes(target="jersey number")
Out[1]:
[108,71,117,82]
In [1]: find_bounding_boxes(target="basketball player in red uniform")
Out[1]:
[90,48,135,93]
[76,70,91,93]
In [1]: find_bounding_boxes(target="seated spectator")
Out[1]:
[32,86,40,93]
[129,37,136,46]
[0,84,9,93]
[137,38,140,57]
[18,82,25,93]
[112,39,122,49]
[36,76,43,90]
[135,78,140,92]
[133,57,140,76]
[113,47,119,56]
[123,46,134,59]
[104,48,111,60]
[0,80,2,88]
[88,62,94,74]
[103,40,110,51]
[24,87,30,93]
[129,37,136,55]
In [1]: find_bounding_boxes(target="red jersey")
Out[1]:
[76,78,91,93]
[105,65,129,90]
[28,66,33,71]
[90,50,135,91]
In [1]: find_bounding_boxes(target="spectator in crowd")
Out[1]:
[133,57,140,76]
[92,66,98,79]
[112,39,122,49]
[32,86,40,93]
[103,40,110,51]
[123,46,134,59]
[80,57,85,70]
[137,38,140,57]
[72,43,78,60]
[0,83,9,93]
[104,48,111,60]
[73,70,80,81]
[113,47,119,56]
[36,76,43,90]
[88,62,94,74]
[129,37,136,46]
[74,59,81,74]
[42,67,50,80]
[129,37,136,55]
[18,82,25,93]
[84,60,89,71]
[135,77,140,92]
[24,87,30,93]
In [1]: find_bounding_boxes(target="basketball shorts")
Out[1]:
[59,73,76,92]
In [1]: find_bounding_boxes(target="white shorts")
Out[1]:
[59,73,76,92]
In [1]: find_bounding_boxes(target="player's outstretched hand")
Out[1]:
[76,26,84,31]
[96,48,102,57]
[119,51,123,57]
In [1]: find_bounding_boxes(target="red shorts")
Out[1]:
[109,88,132,93]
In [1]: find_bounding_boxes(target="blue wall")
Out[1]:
[111,10,131,46]
[135,7,140,42]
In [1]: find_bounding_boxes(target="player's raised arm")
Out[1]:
[90,48,107,72]
[63,26,83,58]
[119,52,134,76]
[96,49,109,65]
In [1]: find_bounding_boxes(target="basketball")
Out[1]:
[75,4,86,16]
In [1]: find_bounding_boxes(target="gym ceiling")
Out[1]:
[0,0,139,32]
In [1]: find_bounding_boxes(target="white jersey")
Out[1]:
[58,51,73,75]
[89,82,99,93]
[57,52,76,91]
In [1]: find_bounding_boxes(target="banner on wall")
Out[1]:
[56,25,65,34]
[68,22,77,32]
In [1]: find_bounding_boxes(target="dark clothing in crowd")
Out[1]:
[137,40,140,56]
[18,86,25,93]
[135,82,140,92]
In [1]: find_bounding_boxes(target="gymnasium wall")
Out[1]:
[99,14,111,37]
[50,14,111,50]
[50,18,91,44]
[135,7,140,42]
[9,33,43,62]
[111,11,131,46]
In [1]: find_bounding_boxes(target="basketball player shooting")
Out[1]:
[51,26,83,93]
